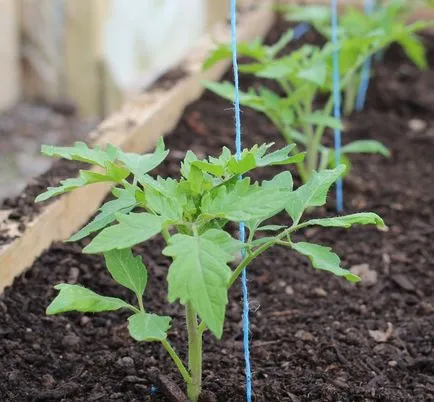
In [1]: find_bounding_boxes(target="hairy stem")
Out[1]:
[186,303,202,402]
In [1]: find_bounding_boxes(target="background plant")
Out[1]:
[279,0,431,115]
[203,30,391,183]
[37,140,385,401]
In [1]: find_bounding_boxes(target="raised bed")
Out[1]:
[0,0,274,293]
[1,11,434,402]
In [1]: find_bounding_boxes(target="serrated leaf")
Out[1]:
[262,171,293,191]
[145,188,183,222]
[227,153,257,175]
[35,177,85,202]
[303,212,385,229]
[128,312,171,341]
[202,179,289,222]
[41,142,114,167]
[118,138,169,178]
[341,140,390,157]
[83,213,164,254]
[292,242,360,282]
[256,144,304,167]
[68,188,137,241]
[104,249,147,296]
[286,166,345,223]
[35,164,129,203]
[191,161,225,177]
[46,284,133,315]
[163,230,236,338]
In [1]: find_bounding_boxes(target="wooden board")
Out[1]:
[0,0,19,111]
[0,0,275,293]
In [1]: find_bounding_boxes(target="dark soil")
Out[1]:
[0,22,433,402]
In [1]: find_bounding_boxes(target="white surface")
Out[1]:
[104,0,206,91]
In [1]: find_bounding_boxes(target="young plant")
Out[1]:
[37,139,385,401]
[203,32,390,183]
[280,0,431,115]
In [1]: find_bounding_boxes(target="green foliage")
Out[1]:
[291,242,359,282]
[41,140,384,400]
[279,0,432,115]
[203,22,395,182]
[46,284,135,314]
[128,313,172,342]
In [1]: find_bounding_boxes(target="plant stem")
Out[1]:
[161,339,192,385]
[186,303,202,402]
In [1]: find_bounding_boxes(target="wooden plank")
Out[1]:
[0,0,275,293]
[20,0,64,100]
[64,0,101,117]
[0,0,20,111]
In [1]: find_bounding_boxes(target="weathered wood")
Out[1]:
[0,0,19,111]
[64,0,101,117]
[0,0,275,293]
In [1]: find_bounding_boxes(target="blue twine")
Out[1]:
[331,0,343,212]
[230,0,252,401]
[293,22,311,40]
[355,0,375,111]
[149,385,158,395]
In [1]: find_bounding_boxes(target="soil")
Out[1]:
[0,102,97,204]
[0,22,433,402]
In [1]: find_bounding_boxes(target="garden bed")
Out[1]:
[0,20,433,402]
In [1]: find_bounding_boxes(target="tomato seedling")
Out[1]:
[38,140,385,401]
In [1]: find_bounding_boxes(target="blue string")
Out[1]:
[331,0,343,212]
[293,22,311,40]
[356,0,375,111]
[230,0,252,401]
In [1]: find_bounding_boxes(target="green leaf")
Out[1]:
[203,81,265,112]
[145,188,184,222]
[297,62,327,86]
[104,249,148,296]
[35,164,130,203]
[202,179,289,222]
[262,171,293,191]
[69,188,137,241]
[301,113,344,130]
[35,177,85,202]
[268,29,294,58]
[118,138,169,178]
[191,161,225,177]
[396,32,427,69]
[41,142,115,167]
[256,144,304,167]
[341,140,390,157]
[163,229,238,338]
[292,242,360,282]
[282,5,330,25]
[203,40,266,70]
[286,165,345,223]
[227,153,257,175]
[256,224,286,232]
[128,312,171,342]
[83,213,164,254]
[303,212,385,229]
[46,284,133,314]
